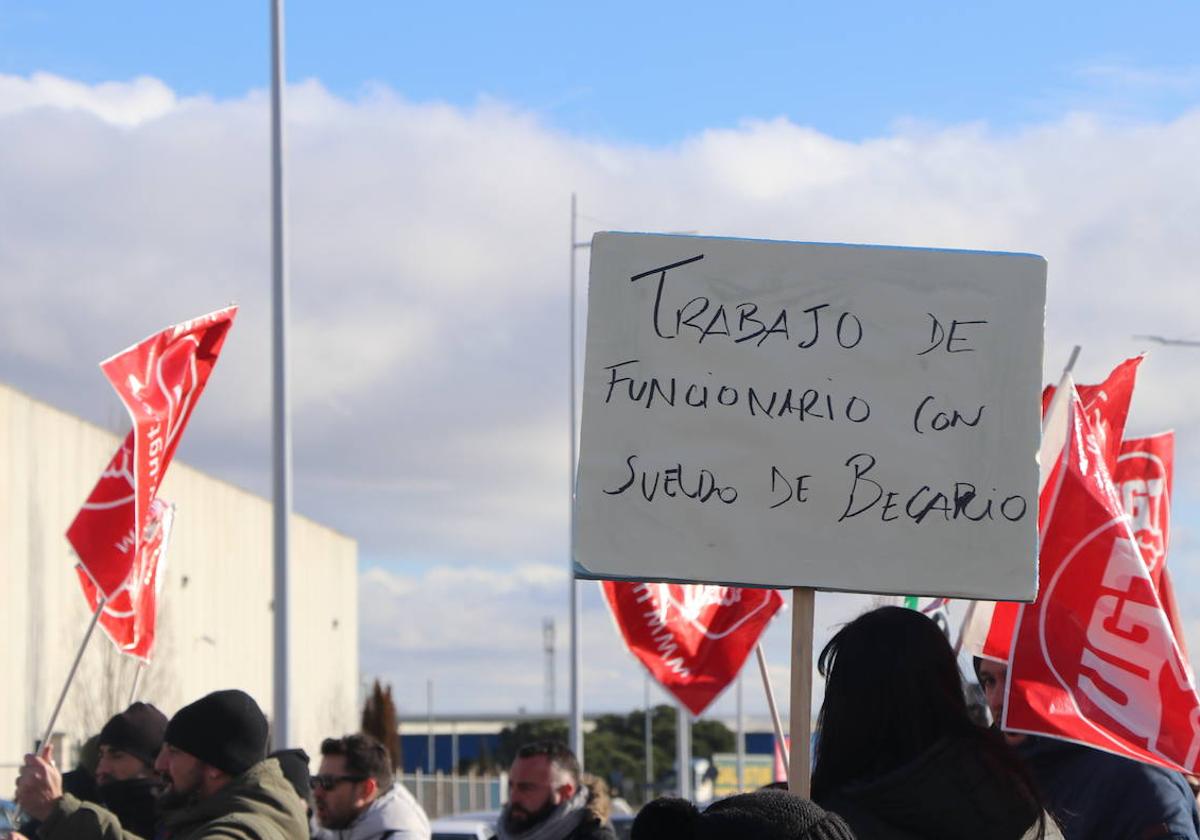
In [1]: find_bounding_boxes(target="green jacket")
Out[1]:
[40,758,308,840]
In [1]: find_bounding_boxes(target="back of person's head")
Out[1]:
[632,791,856,840]
[321,733,394,792]
[76,734,102,775]
[164,689,269,777]
[100,702,169,768]
[813,606,969,797]
[812,607,1045,838]
[270,748,314,810]
[514,741,581,784]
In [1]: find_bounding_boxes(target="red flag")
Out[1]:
[1004,390,1200,772]
[965,357,1144,663]
[1041,355,1142,478]
[76,499,174,661]
[67,306,236,598]
[603,582,784,715]
[1114,433,1185,660]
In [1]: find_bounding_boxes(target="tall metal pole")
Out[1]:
[736,671,745,792]
[269,0,292,751]
[676,704,691,800]
[644,675,653,801]
[568,194,583,765]
[427,679,435,773]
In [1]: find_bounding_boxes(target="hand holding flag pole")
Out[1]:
[16,309,235,828]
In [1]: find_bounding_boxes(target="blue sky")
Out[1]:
[3,0,1199,143]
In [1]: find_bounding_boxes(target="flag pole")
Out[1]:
[40,597,107,752]
[11,597,108,826]
[787,587,815,796]
[736,669,745,792]
[676,703,691,799]
[269,0,293,750]
[643,674,653,801]
[755,643,789,776]
[128,661,146,705]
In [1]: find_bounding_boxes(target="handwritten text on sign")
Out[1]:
[574,234,1045,600]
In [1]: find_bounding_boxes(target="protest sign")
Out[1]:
[603,581,784,715]
[575,234,1046,599]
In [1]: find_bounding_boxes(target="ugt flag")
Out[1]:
[68,306,237,598]
[76,499,175,661]
[603,581,784,715]
[1004,385,1200,773]
[1042,355,1142,479]
[1114,432,1186,661]
[963,356,1144,662]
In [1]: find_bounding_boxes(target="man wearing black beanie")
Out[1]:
[90,702,168,837]
[16,689,308,840]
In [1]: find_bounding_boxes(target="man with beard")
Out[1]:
[494,743,615,840]
[90,703,168,837]
[15,689,307,840]
[311,733,429,840]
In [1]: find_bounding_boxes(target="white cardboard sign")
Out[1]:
[574,233,1046,600]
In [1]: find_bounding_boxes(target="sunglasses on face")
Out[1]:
[310,774,367,791]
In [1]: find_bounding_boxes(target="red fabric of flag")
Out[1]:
[603,581,784,715]
[1042,355,1142,479]
[68,306,237,599]
[969,357,1145,663]
[1114,432,1185,660]
[76,499,174,661]
[1004,390,1200,773]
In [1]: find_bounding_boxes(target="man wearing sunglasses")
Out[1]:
[312,733,430,840]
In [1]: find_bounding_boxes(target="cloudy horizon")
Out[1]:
[2,70,1198,721]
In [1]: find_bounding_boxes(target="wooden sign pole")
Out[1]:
[788,587,815,797]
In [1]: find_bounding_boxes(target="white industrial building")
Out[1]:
[0,382,359,787]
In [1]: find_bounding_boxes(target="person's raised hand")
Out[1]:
[14,744,62,822]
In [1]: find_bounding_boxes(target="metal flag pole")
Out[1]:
[128,661,146,705]
[755,643,789,776]
[676,703,691,799]
[11,597,109,826]
[40,598,107,751]
[736,670,745,791]
[568,193,586,765]
[644,674,654,801]
[270,0,293,750]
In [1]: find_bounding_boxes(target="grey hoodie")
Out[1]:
[314,782,431,840]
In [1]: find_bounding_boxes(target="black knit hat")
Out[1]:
[163,689,268,776]
[270,748,313,803]
[99,703,168,767]
[633,791,857,840]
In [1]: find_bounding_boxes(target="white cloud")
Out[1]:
[0,71,181,126]
[3,72,1200,718]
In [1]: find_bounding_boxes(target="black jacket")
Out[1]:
[96,778,160,839]
[817,735,1040,840]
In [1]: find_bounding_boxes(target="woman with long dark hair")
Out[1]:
[811,606,1053,839]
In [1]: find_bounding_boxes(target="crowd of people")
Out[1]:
[12,607,1200,839]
